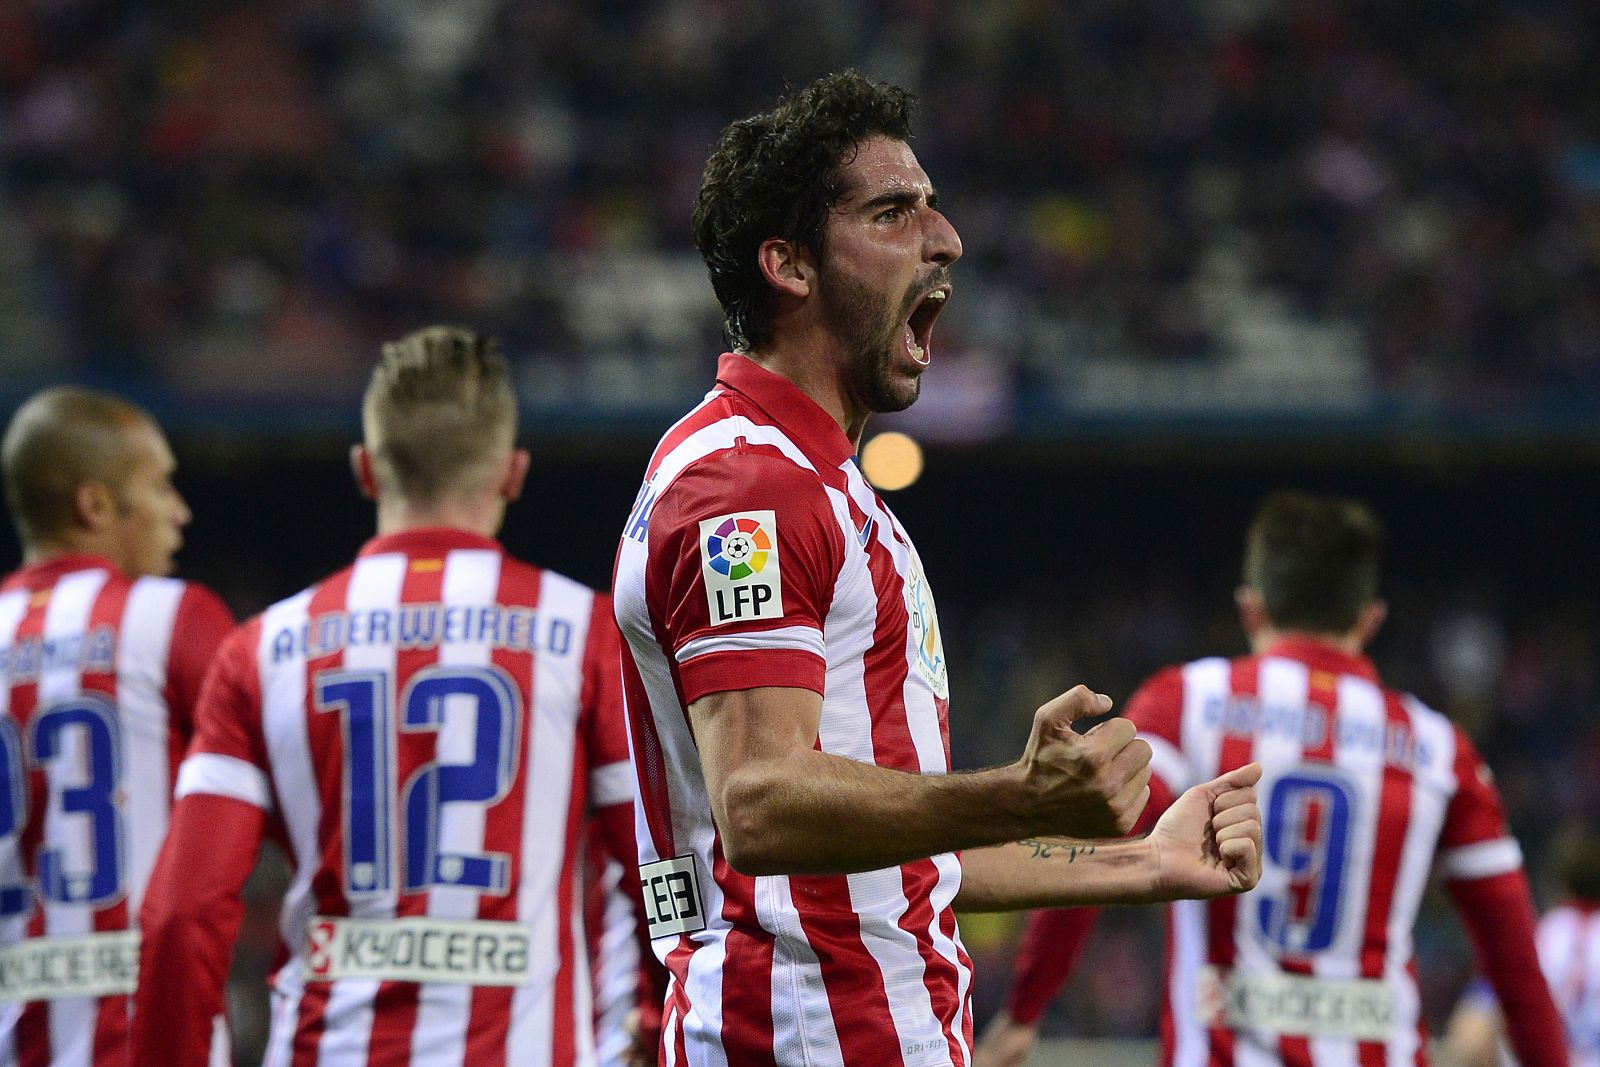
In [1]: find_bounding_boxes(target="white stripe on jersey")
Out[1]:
[1231,656,1309,1067]
[1438,839,1524,880]
[1168,657,1229,1067]
[257,586,319,1067]
[117,577,183,917]
[177,753,274,809]
[588,761,633,809]
[675,626,825,663]
[39,568,110,1066]
[508,569,594,1067]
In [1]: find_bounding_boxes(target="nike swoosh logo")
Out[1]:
[857,515,875,547]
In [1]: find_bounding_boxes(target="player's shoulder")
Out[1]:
[651,386,827,488]
[497,553,604,612]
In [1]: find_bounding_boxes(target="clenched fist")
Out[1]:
[1147,762,1264,901]
[1017,686,1153,839]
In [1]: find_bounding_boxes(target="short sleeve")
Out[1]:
[646,448,845,705]
[174,619,275,812]
[582,593,634,810]
[1436,726,1523,882]
[165,582,235,737]
[1124,665,1193,795]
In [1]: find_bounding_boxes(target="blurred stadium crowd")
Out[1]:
[4,0,1600,1054]
[3,0,1600,418]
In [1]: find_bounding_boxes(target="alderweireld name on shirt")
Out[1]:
[271,603,574,663]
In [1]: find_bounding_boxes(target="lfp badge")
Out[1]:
[699,511,784,625]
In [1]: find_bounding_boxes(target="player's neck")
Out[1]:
[22,534,121,572]
[374,497,504,540]
[1248,627,1365,656]
[741,339,870,446]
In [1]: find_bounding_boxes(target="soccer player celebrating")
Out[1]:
[612,70,1264,1066]
[132,328,651,1066]
[975,492,1566,1067]
[0,388,233,1065]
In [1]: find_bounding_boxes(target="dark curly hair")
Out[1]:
[693,71,915,352]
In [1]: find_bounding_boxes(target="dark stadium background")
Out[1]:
[4,0,1600,1059]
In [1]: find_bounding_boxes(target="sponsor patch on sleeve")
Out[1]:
[698,510,784,626]
[639,854,708,939]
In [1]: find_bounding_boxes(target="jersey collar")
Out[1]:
[1,553,120,593]
[357,527,504,559]
[1263,635,1379,683]
[714,353,857,469]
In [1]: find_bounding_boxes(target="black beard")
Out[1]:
[819,268,924,415]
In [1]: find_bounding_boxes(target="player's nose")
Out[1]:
[924,207,962,267]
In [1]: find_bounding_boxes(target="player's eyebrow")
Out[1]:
[858,186,940,213]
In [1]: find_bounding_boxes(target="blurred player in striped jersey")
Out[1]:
[976,491,1565,1067]
[1442,828,1600,1067]
[131,327,654,1066]
[0,388,234,1066]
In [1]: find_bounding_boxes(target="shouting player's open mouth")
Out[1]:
[903,285,950,367]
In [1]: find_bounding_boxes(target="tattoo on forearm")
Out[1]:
[1018,839,1096,862]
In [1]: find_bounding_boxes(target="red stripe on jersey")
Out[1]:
[1278,666,1339,1067]
[10,593,49,1067]
[709,851,776,1061]
[1158,908,1176,1067]
[1355,692,1415,1067]
[790,873,903,1065]
[1208,656,1260,1067]
[288,985,332,1067]
[549,746,586,1067]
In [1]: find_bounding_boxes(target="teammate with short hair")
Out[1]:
[132,327,651,1066]
[975,491,1566,1067]
[613,70,1264,1066]
[0,387,233,1066]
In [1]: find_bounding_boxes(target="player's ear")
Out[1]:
[350,445,379,501]
[757,237,814,300]
[500,448,531,503]
[1235,585,1270,640]
[71,479,117,533]
[1352,599,1387,649]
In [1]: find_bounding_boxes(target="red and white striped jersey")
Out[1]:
[0,553,232,1067]
[148,528,632,1066]
[1538,905,1600,1067]
[613,354,973,1066]
[585,751,641,1067]
[1004,636,1562,1067]
[585,853,640,1067]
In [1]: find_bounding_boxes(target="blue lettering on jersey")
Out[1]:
[624,477,658,543]
[0,626,118,684]
[271,605,575,663]
[1202,695,1431,772]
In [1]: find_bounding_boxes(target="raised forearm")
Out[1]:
[955,836,1156,911]
[717,748,1039,875]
